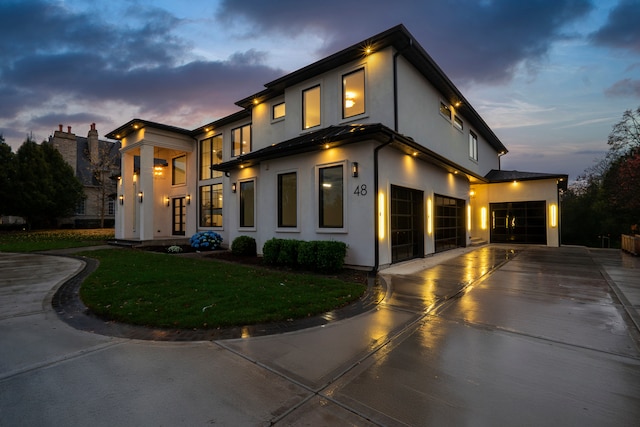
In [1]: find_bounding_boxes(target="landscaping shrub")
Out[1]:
[189,231,223,250]
[297,240,318,269]
[262,238,282,265]
[277,239,301,267]
[316,241,348,273]
[231,235,257,256]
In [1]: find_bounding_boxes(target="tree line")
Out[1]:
[562,106,640,247]
[0,136,84,229]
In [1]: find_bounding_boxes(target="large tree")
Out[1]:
[13,138,84,228]
[0,138,18,218]
[562,106,640,246]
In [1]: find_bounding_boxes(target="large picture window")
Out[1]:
[278,172,297,228]
[200,135,223,179]
[232,125,251,157]
[172,155,186,185]
[303,85,321,129]
[319,165,343,228]
[200,184,222,227]
[343,68,365,118]
[240,180,255,228]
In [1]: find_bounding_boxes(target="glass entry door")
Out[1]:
[172,197,186,236]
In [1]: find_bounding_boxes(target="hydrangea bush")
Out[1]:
[189,231,223,250]
[167,245,183,254]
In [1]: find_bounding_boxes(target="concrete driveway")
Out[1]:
[1,245,639,426]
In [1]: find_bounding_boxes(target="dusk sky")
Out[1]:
[1,0,639,182]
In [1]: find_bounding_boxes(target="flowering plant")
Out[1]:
[167,245,183,254]
[189,231,223,250]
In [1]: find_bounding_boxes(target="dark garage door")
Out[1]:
[391,185,424,263]
[434,194,466,253]
[490,201,547,244]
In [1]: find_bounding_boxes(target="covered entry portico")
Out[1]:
[110,120,197,243]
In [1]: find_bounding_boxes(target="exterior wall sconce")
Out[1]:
[186,194,191,205]
[550,203,558,228]
[138,191,143,203]
[165,196,170,207]
[352,162,359,177]
[232,183,237,193]
[119,195,124,205]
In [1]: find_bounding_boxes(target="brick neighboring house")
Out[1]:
[48,123,121,228]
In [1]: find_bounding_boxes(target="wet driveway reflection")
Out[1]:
[327,246,640,426]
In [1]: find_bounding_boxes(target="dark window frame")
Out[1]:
[232,124,251,157]
[302,85,321,130]
[318,164,344,229]
[277,172,297,228]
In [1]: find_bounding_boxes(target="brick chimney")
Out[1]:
[50,124,77,175]
[88,123,99,165]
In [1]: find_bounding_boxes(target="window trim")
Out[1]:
[272,101,286,122]
[342,67,366,120]
[238,178,256,230]
[231,124,252,157]
[302,84,321,130]
[315,161,347,233]
[276,170,299,231]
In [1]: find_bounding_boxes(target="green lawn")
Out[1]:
[79,249,365,329]
[0,229,114,252]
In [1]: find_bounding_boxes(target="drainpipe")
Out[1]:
[373,134,394,272]
[374,38,411,271]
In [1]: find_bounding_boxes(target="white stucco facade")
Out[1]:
[109,25,567,269]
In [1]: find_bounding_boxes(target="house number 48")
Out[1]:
[353,184,367,196]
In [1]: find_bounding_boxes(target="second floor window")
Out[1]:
[273,102,285,120]
[469,131,478,161]
[200,134,223,179]
[303,85,321,129]
[343,68,365,118]
[232,124,251,157]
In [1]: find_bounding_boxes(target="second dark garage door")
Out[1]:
[490,201,547,244]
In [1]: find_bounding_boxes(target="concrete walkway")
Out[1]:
[1,245,639,426]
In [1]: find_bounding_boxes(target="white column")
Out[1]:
[138,144,155,241]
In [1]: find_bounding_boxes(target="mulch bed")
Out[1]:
[138,245,371,285]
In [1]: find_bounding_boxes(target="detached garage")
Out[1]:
[470,170,567,248]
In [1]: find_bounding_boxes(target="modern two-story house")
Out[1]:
[107,25,567,270]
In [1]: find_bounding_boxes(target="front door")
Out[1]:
[172,197,186,236]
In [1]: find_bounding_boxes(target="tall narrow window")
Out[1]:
[172,155,186,185]
[454,115,463,131]
[343,68,365,118]
[278,172,297,227]
[200,184,222,227]
[240,180,255,228]
[200,135,223,179]
[232,125,251,157]
[469,131,478,161]
[319,165,343,228]
[303,85,321,129]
